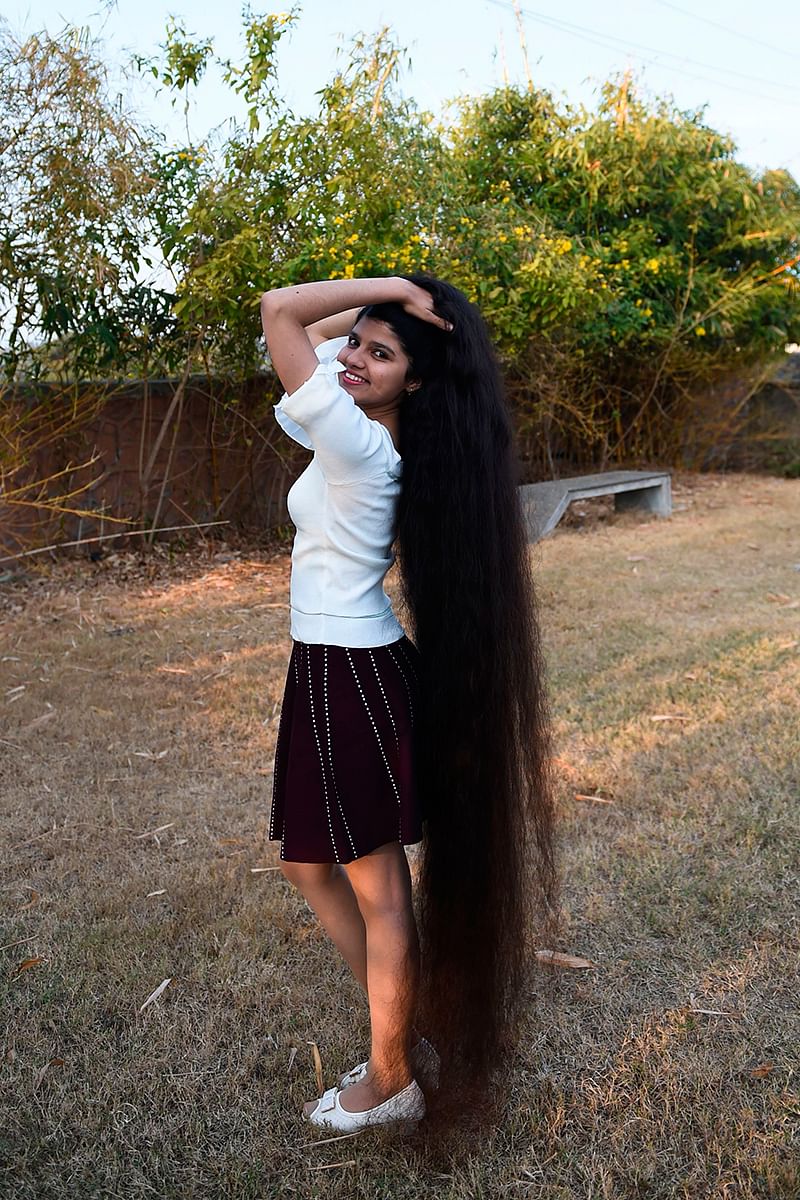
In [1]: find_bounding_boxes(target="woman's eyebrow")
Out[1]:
[347,331,397,355]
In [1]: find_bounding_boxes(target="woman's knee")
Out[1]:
[280,859,338,892]
[344,844,414,920]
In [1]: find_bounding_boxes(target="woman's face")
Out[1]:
[336,317,419,411]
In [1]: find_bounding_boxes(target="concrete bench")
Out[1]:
[519,469,672,542]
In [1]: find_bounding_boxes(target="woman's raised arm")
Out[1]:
[260,276,451,396]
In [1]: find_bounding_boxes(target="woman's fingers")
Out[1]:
[413,306,454,331]
[397,280,454,331]
[403,292,454,331]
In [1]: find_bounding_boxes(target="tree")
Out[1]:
[0,22,172,379]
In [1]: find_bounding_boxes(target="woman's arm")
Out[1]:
[260,276,450,396]
[304,307,363,349]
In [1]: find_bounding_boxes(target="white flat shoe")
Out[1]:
[304,1079,425,1133]
[339,1037,441,1092]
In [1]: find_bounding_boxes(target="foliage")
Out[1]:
[437,79,800,463]
[1,12,798,471]
[0,22,177,380]
[162,18,443,374]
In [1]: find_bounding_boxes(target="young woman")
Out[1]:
[260,274,556,1133]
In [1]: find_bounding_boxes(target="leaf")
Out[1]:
[139,977,172,1013]
[15,956,43,975]
[146,890,167,897]
[308,1040,324,1092]
[33,1058,65,1090]
[574,793,614,805]
[18,890,39,910]
[536,950,594,969]
[133,749,169,760]
[749,1062,775,1078]
[650,714,691,722]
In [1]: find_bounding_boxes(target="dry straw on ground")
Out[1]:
[1,471,798,1199]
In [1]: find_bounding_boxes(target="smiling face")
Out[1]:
[336,317,420,414]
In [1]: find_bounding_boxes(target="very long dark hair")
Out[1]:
[360,275,557,1099]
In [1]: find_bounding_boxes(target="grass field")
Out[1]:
[2,471,798,1199]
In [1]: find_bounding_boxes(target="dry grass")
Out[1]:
[1,472,799,1199]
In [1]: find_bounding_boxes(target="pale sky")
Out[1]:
[7,0,800,174]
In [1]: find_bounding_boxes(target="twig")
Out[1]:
[0,934,37,952]
[300,1131,361,1148]
[308,1160,357,1170]
[0,520,230,564]
[148,359,188,547]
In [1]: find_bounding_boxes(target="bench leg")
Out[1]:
[614,479,672,517]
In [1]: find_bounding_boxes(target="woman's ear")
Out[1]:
[405,378,422,395]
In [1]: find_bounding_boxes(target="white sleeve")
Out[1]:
[272,337,393,485]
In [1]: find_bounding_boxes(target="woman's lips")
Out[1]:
[341,369,367,385]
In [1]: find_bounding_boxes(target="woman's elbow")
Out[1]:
[260,289,282,319]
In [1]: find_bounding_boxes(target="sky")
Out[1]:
[6,0,800,174]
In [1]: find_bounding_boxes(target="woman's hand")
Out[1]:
[397,279,454,332]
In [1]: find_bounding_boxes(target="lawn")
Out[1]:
[1,471,798,1199]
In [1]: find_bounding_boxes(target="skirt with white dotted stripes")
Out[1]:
[268,635,424,863]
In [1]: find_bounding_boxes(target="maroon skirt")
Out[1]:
[269,635,424,863]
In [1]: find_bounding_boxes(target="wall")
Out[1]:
[1,374,308,559]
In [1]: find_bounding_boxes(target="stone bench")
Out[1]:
[519,469,672,542]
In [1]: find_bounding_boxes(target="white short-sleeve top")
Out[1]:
[273,336,407,647]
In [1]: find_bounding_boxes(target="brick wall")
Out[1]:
[1,374,310,558]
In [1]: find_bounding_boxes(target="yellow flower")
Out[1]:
[645,258,660,272]
[498,233,508,243]
[643,307,653,317]
[344,249,353,260]
[513,226,528,237]
[342,263,355,279]
[695,325,706,336]
[554,238,572,255]
[345,233,359,245]
[333,215,345,226]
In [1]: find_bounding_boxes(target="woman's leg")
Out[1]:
[334,842,419,1113]
[280,861,368,991]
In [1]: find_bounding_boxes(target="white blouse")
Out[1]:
[273,337,407,647]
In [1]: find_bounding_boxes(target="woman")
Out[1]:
[260,274,556,1133]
